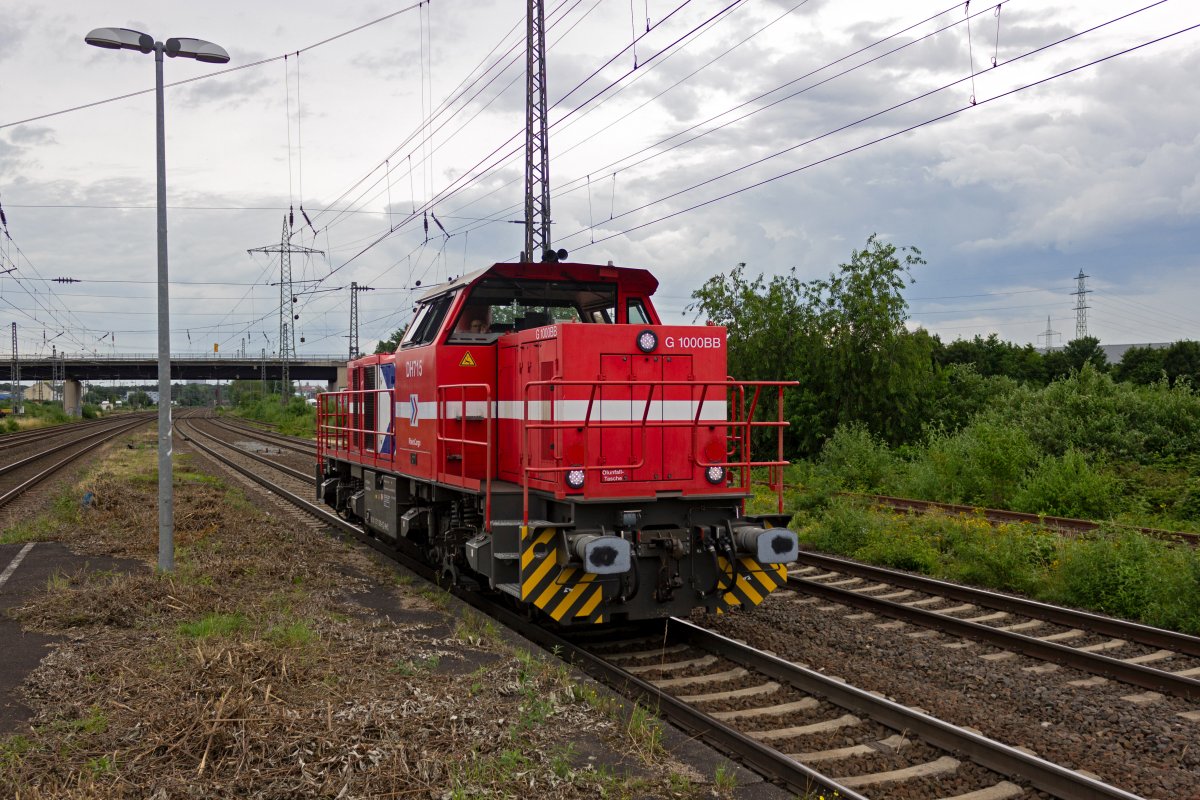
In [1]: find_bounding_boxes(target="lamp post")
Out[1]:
[85,28,229,572]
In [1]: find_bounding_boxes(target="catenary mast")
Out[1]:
[523,0,551,262]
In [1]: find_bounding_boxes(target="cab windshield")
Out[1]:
[448,278,618,340]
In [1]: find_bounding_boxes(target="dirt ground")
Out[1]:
[0,431,758,799]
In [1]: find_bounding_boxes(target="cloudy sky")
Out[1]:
[0,0,1196,361]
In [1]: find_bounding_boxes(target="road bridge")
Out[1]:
[0,353,350,416]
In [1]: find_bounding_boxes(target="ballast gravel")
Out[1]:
[705,590,1200,799]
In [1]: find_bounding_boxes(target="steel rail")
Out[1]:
[793,551,1200,658]
[674,618,1144,800]
[513,617,864,799]
[182,418,313,484]
[0,416,153,507]
[0,416,156,477]
[0,416,133,450]
[202,412,316,455]
[788,574,1200,701]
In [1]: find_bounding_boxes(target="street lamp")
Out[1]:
[86,27,229,573]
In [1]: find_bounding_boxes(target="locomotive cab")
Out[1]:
[317,261,797,624]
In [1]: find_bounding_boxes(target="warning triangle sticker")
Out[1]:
[459,351,477,367]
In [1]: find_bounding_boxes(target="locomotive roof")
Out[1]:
[416,261,659,303]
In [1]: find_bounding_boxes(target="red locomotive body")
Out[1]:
[317,261,797,624]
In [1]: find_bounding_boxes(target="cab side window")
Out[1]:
[626,298,651,324]
[402,293,455,348]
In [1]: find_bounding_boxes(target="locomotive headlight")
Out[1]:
[636,329,657,353]
[705,465,726,485]
[566,468,586,489]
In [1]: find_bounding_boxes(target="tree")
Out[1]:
[1114,345,1167,385]
[804,235,933,448]
[938,333,1047,384]
[1061,337,1107,374]
[689,234,935,455]
[175,382,216,406]
[1042,349,1070,382]
[375,328,404,355]
[688,264,815,451]
[1163,340,1200,388]
[228,379,270,406]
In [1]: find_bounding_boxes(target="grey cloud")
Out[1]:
[175,67,273,109]
[0,19,21,61]
[8,125,56,146]
[351,46,423,82]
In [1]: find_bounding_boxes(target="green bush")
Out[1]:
[800,498,874,555]
[926,363,1018,434]
[1176,478,1200,522]
[234,395,315,438]
[818,423,894,491]
[994,364,1200,464]
[1012,449,1122,520]
[854,524,941,573]
[938,519,1057,596]
[23,403,71,424]
[899,419,1036,508]
[81,404,102,420]
[1051,530,1200,633]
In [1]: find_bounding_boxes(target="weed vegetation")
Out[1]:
[810,366,1200,532]
[0,401,82,433]
[792,495,1200,635]
[227,394,316,438]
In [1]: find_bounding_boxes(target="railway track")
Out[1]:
[207,415,316,456]
[188,416,314,478]
[785,552,1200,701]
[175,417,1157,799]
[0,416,133,452]
[840,492,1199,547]
[572,618,1145,799]
[0,412,154,510]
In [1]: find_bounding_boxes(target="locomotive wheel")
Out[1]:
[439,560,460,588]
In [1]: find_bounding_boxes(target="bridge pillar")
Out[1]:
[330,365,348,392]
[64,378,83,417]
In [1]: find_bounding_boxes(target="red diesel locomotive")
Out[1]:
[315,260,798,624]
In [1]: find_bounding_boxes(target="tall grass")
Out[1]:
[797,497,1200,634]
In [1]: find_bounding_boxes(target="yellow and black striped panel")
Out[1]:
[716,556,789,610]
[519,526,607,624]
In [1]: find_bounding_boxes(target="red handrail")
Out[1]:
[436,383,493,526]
[519,378,795,523]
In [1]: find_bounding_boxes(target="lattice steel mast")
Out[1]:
[523,0,551,263]
[1038,315,1061,354]
[247,216,322,404]
[10,323,20,414]
[1071,270,1091,340]
[349,282,375,360]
